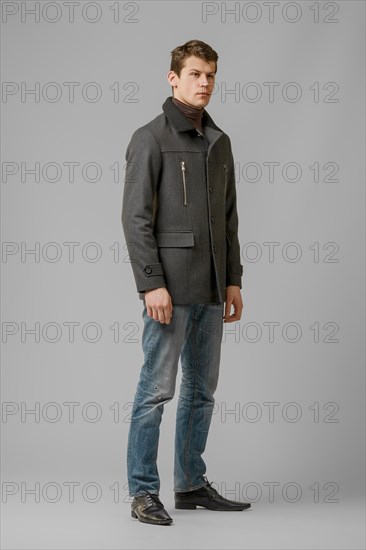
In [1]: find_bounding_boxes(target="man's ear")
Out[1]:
[167,70,178,87]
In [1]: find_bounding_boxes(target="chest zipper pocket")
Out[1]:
[180,160,187,206]
[223,162,228,194]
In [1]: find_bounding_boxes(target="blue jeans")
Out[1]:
[127,302,224,497]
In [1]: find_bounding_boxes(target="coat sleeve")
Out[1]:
[121,126,167,294]
[225,139,243,288]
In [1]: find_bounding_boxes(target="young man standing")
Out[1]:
[121,39,250,525]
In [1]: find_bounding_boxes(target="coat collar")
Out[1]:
[162,96,223,134]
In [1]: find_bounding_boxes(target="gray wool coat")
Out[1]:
[121,96,243,305]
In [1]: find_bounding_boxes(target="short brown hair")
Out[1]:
[170,39,219,77]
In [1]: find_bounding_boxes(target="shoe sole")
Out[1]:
[175,502,251,511]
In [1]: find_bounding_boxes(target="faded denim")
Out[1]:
[127,301,224,496]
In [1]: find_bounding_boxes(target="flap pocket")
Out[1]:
[155,231,194,248]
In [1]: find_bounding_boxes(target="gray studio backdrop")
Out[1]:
[1,0,365,548]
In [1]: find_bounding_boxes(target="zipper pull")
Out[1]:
[223,162,228,193]
[180,161,187,206]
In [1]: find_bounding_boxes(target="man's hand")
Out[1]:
[223,285,243,323]
[144,287,173,324]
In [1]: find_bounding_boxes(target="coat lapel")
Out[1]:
[162,96,223,152]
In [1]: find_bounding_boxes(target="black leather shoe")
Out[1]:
[131,492,173,525]
[175,478,251,511]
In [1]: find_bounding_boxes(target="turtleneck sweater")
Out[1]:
[171,96,204,133]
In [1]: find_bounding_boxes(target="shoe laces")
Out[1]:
[203,476,219,498]
[145,492,163,507]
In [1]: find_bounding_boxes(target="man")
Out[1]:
[121,39,250,526]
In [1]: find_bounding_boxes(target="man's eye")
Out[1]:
[190,72,214,78]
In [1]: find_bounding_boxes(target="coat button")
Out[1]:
[144,266,152,274]
[210,216,214,223]
[209,186,213,193]
[213,246,217,253]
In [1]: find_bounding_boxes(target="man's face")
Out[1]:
[167,55,216,108]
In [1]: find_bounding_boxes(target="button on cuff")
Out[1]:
[143,263,164,277]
